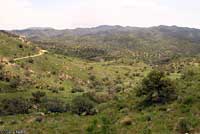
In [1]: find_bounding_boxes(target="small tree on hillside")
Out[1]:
[136,70,177,105]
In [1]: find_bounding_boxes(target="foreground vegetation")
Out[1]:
[0,30,199,133]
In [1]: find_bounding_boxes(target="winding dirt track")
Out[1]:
[14,50,48,61]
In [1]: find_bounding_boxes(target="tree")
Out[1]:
[136,70,177,105]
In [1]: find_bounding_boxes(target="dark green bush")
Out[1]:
[84,92,111,104]
[0,63,3,70]
[48,86,61,93]
[59,87,65,91]
[71,96,96,115]
[31,91,46,103]
[0,98,30,115]
[175,118,191,133]
[114,84,124,93]
[18,44,23,48]
[180,104,191,113]
[0,71,4,81]
[9,76,21,88]
[52,89,59,93]
[89,75,96,81]
[102,77,109,82]
[182,96,195,105]
[44,98,68,113]
[27,58,34,64]
[71,86,84,93]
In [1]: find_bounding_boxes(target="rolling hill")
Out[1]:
[12,25,200,63]
[0,27,199,133]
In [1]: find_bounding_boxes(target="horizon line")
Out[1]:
[2,24,200,31]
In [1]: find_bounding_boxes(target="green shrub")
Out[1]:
[180,104,191,113]
[59,87,65,91]
[182,96,195,105]
[48,86,61,93]
[88,66,94,70]
[0,71,4,81]
[102,77,109,82]
[44,98,68,113]
[52,89,59,93]
[84,92,111,104]
[114,84,124,93]
[18,44,23,48]
[71,96,96,115]
[0,63,3,70]
[0,98,30,115]
[71,86,84,93]
[9,76,21,88]
[175,118,191,133]
[89,75,96,81]
[28,58,34,64]
[31,91,46,103]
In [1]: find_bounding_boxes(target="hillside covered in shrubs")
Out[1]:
[0,30,199,133]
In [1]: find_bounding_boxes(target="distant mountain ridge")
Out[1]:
[11,25,200,42]
[11,25,200,62]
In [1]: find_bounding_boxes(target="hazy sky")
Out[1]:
[0,0,200,30]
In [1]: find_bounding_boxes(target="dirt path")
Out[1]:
[14,50,48,61]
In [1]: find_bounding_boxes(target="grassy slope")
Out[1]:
[0,32,37,58]
[0,32,199,134]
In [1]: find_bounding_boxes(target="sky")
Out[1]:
[0,0,200,30]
